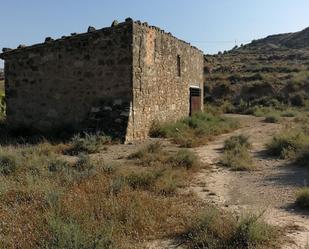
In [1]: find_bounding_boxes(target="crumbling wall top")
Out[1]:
[0,18,203,59]
[0,18,134,59]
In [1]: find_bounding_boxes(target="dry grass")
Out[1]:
[184,207,281,249]
[295,187,309,210]
[150,112,239,148]
[0,141,204,248]
[220,135,255,171]
[0,139,280,248]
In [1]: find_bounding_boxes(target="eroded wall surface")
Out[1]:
[129,22,204,140]
[2,22,133,137]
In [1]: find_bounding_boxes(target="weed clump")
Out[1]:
[220,135,255,171]
[66,133,111,155]
[184,207,279,249]
[266,130,308,159]
[223,135,251,150]
[295,187,309,209]
[169,149,200,170]
[264,115,280,123]
[0,151,20,175]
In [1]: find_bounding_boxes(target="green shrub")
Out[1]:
[169,149,200,170]
[220,146,255,171]
[294,149,309,167]
[295,187,309,209]
[264,115,280,123]
[185,207,235,248]
[67,133,111,155]
[128,142,169,167]
[266,131,308,159]
[221,136,254,171]
[128,142,163,160]
[74,154,94,173]
[46,216,114,249]
[48,157,70,172]
[154,172,179,196]
[233,214,278,246]
[281,111,296,117]
[109,176,126,195]
[0,152,19,175]
[101,163,117,175]
[184,208,279,249]
[126,171,162,190]
[223,135,251,151]
[290,93,306,107]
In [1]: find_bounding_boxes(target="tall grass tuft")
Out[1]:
[295,187,309,209]
[184,207,280,249]
[220,135,255,171]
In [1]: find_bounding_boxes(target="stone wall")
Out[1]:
[127,22,204,140]
[1,21,133,138]
[1,19,204,142]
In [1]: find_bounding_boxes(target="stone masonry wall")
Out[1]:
[128,22,204,140]
[1,21,133,137]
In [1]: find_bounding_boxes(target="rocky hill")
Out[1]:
[245,27,309,50]
[204,27,309,107]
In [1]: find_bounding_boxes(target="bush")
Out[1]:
[128,142,163,160]
[48,157,70,172]
[233,214,278,246]
[295,187,309,209]
[67,133,111,155]
[128,142,169,167]
[46,215,114,249]
[223,135,251,151]
[169,149,200,170]
[220,135,254,171]
[126,171,162,190]
[220,146,255,171]
[184,208,279,249]
[154,171,179,196]
[74,153,94,173]
[290,93,306,107]
[264,115,280,123]
[0,152,19,175]
[266,130,308,159]
[294,147,309,167]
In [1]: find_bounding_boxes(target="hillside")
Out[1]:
[204,27,309,107]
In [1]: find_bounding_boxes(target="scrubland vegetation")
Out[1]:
[0,115,281,248]
[150,112,239,147]
[184,208,280,249]
[266,117,309,210]
[0,138,203,248]
[295,187,309,210]
[220,135,255,171]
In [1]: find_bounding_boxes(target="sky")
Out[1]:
[0,0,309,67]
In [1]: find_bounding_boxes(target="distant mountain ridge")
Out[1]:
[242,27,309,50]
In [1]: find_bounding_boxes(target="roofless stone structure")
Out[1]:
[0,18,204,142]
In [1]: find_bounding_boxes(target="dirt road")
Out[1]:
[190,115,309,249]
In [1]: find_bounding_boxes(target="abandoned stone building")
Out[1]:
[0,18,204,141]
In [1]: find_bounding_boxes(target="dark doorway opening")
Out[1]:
[190,87,201,116]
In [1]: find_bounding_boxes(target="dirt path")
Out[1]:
[190,115,309,249]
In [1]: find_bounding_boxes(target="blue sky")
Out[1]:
[0,0,309,67]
